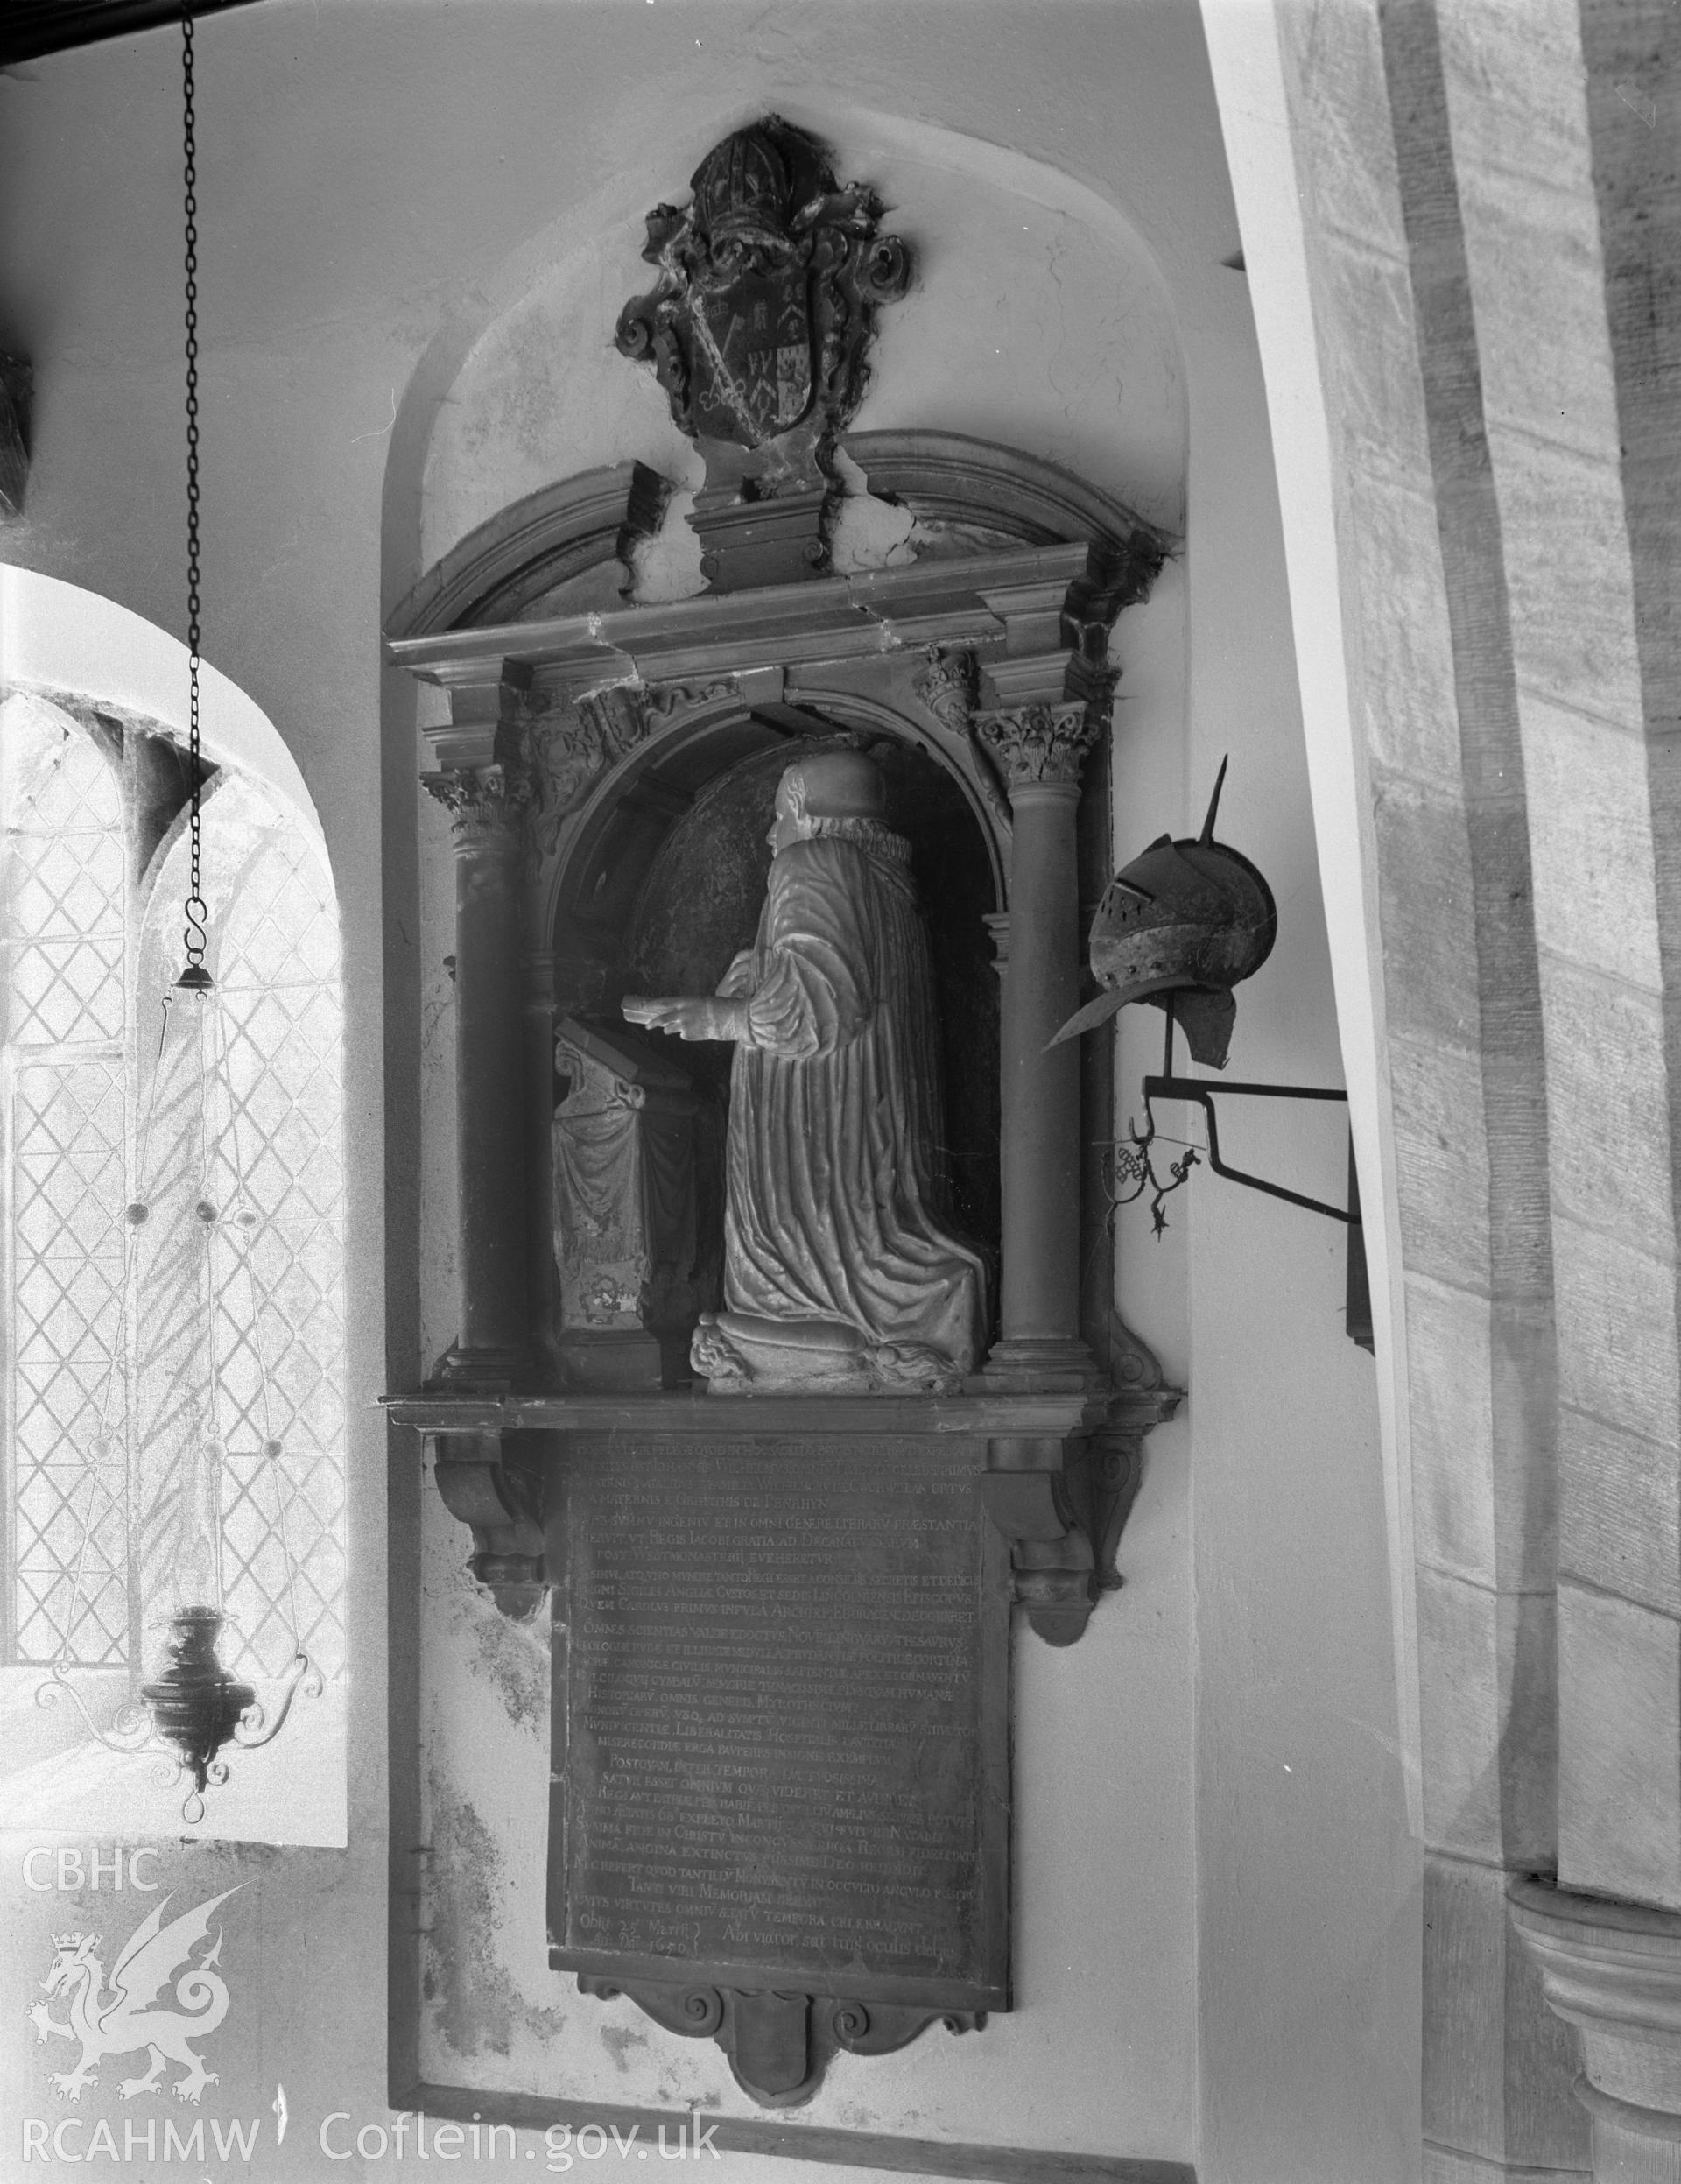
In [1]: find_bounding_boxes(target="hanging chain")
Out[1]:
[181,4,207,975]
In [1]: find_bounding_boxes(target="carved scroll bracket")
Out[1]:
[981,1364,1178,1645]
[427,1429,548,1618]
[576,1976,981,2109]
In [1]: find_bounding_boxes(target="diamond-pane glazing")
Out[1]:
[205,821,347,1680]
[4,715,348,1689]
[2,723,125,1051]
[4,709,130,1666]
[10,1059,128,1664]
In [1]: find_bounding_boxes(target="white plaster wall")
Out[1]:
[418,138,1186,582]
[0,3,1416,2180]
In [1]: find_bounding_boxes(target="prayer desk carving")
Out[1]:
[552,1018,700,1390]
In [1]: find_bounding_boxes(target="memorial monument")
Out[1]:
[622,748,989,1393]
[390,114,1178,2111]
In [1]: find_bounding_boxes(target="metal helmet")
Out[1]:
[1051,760,1277,1069]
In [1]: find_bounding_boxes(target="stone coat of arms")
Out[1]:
[615,116,912,454]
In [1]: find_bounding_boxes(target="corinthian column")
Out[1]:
[975,698,1102,1388]
[422,761,533,1389]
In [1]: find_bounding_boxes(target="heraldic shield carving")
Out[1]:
[615,116,912,453]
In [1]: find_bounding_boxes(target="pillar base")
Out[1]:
[1510,1876,1681,2179]
[429,1342,536,1394]
[978,1336,1103,1394]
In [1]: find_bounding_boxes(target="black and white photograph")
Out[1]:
[0,2,1671,2179]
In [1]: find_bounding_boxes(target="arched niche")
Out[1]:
[546,687,1006,1291]
[389,428,1168,1400]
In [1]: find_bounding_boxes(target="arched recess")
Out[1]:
[390,432,1169,1380]
[548,686,1008,1285]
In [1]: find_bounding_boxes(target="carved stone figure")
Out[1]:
[552,1019,700,1388]
[622,750,988,1392]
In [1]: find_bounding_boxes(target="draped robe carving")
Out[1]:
[717,819,988,1378]
[624,757,990,1393]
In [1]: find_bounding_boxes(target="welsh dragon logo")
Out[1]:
[27,1887,239,2105]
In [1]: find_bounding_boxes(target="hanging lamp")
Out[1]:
[35,4,320,1825]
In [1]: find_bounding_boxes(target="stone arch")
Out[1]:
[386,431,1167,645]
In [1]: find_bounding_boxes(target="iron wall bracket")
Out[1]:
[1142,1075,1355,1225]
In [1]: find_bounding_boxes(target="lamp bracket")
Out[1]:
[1141,1075,1355,1224]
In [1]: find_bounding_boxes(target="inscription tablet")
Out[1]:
[548,1434,1007,2011]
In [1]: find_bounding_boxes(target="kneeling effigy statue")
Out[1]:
[623,749,988,1392]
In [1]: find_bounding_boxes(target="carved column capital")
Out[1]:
[420,762,536,847]
[974,701,1101,793]
[914,645,981,734]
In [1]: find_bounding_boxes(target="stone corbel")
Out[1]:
[981,1314,1179,1645]
[575,1975,981,2109]
[428,1430,548,1617]
[979,1429,1162,1646]
[980,1459,1095,1647]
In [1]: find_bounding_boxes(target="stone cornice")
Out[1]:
[387,542,1100,705]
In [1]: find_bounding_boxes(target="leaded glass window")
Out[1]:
[1,694,346,1687]
[2,698,129,1666]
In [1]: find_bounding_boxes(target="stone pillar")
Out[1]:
[1511,1881,1681,2183]
[525,947,559,1384]
[975,698,1100,1388]
[421,760,533,1389]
